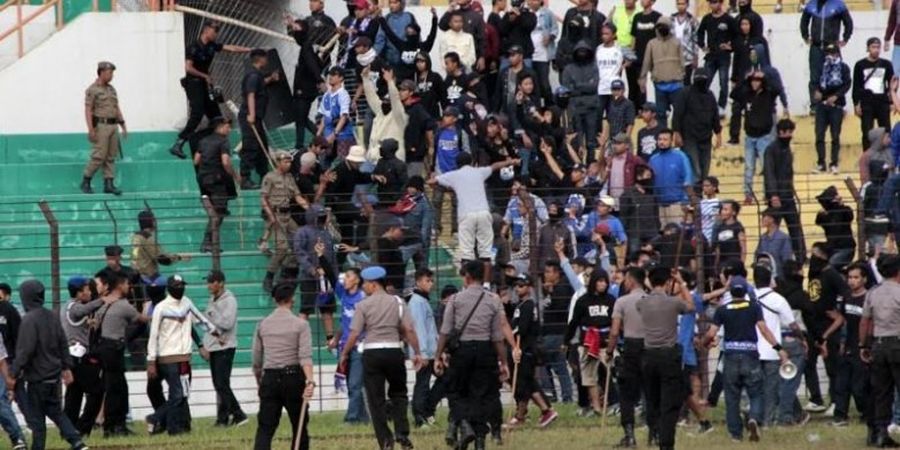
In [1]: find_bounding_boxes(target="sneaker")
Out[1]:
[888,423,900,442]
[607,404,620,416]
[774,2,783,12]
[830,419,849,427]
[575,407,591,417]
[811,164,825,174]
[426,416,436,426]
[870,214,891,224]
[13,440,26,450]
[145,415,158,435]
[538,410,559,428]
[698,420,714,435]
[804,401,827,412]
[502,416,525,429]
[73,444,89,450]
[747,419,760,442]
[824,404,835,417]
[830,164,839,175]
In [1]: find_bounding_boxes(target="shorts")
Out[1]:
[457,210,494,262]
[298,278,336,316]
[682,364,698,396]
[579,347,600,387]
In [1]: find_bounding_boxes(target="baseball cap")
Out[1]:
[824,43,840,54]
[273,150,293,162]
[443,106,460,117]
[167,274,187,290]
[97,61,116,71]
[205,270,226,283]
[508,44,524,55]
[642,102,658,113]
[513,273,532,285]
[361,266,387,281]
[104,245,123,257]
[299,151,318,167]
[67,276,90,291]
[597,195,616,208]
[353,0,370,9]
[611,79,625,90]
[729,275,751,298]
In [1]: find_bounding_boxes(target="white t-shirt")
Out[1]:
[756,287,795,361]
[531,28,549,62]
[436,166,493,219]
[596,44,624,95]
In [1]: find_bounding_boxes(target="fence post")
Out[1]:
[844,177,865,261]
[37,201,61,312]
[201,195,221,271]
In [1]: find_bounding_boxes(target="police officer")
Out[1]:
[239,49,280,189]
[170,22,250,159]
[194,116,241,253]
[81,61,126,196]
[261,151,309,293]
[339,266,424,450]
[435,260,510,450]
[635,266,695,450]
[861,254,900,447]
[131,210,190,279]
[251,282,315,450]
[607,267,647,448]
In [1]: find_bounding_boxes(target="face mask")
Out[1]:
[808,255,828,278]
[637,177,652,186]
[169,285,185,300]
[356,48,376,67]
[693,78,708,89]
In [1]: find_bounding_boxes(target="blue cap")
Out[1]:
[361,266,387,281]
[729,276,751,298]
[67,276,90,290]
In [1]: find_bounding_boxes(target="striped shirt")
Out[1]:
[700,198,721,242]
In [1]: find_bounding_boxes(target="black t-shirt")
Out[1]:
[328,161,370,207]
[807,266,849,339]
[713,220,744,262]
[542,281,576,335]
[714,299,763,353]
[630,10,663,62]
[637,123,664,159]
[512,298,539,352]
[376,237,405,291]
[0,302,21,360]
[443,73,467,109]
[842,292,865,349]
[186,40,223,77]
[240,68,269,117]
[197,133,230,178]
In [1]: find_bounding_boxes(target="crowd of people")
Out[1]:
[24,0,900,449]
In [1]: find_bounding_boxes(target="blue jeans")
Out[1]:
[779,338,807,424]
[723,352,764,439]
[0,375,23,444]
[151,362,189,434]
[654,83,683,125]
[705,52,731,109]
[344,348,369,423]
[744,133,773,196]
[540,334,574,402]
[761,360,781,426]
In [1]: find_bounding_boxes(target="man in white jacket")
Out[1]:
[363,66,408,162]
[146,275,217,435]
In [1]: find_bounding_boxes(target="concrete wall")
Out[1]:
[0,12,186,134]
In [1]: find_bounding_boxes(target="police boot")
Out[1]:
[396,437,414,450]
[445,421,459,447]
[104,178,122,196]
[458,420,476,449]
[474,437,486,450]
[169,138,187,159]
[80,176,93,194]
[615,424,637,448]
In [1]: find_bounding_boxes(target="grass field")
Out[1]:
[42,403,870,449]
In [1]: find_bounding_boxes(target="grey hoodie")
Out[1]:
[202,289,238,352]
[13,280,71,383]
[293,204,339,279]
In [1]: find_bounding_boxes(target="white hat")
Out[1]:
[346,145,366,163]
[598,195,616,208]
[299,152,317,167]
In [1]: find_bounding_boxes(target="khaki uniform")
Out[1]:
[261,171,301,274]
[83,81,121,179]
[131,231,178,278]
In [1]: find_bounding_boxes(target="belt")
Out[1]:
[264,365,302,374]
[644,344,679,351]
[361,342,403,351]
[93,117,119,125]
[874,336,900,344]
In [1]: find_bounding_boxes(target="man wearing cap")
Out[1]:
[579,196,628,260]
[317,67,356,161]
[94,271,149,436]
[261,150,309,293]
[62,276,110,436]
[702,276,787,443]
[606,132,645,202]
[252,282,316,450]
[10,280,89,450]
[131,210,189,280]
[812,44,851,174]
[495,44,539,123]
[434,260,510,449]
[635,267,695,449]
[239,49,280,189]
[200,270,247,427]
[635,103,663,160]
[195,116,240,253]
[607,267,647,447]
[639,16,684,124]
[146,274,216,436]
[170,22,251,159]
[81,60,126,196]
[95,245,139,295]
[672,68,721,179]
[598,79,636,152]
[339,266,424,450]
